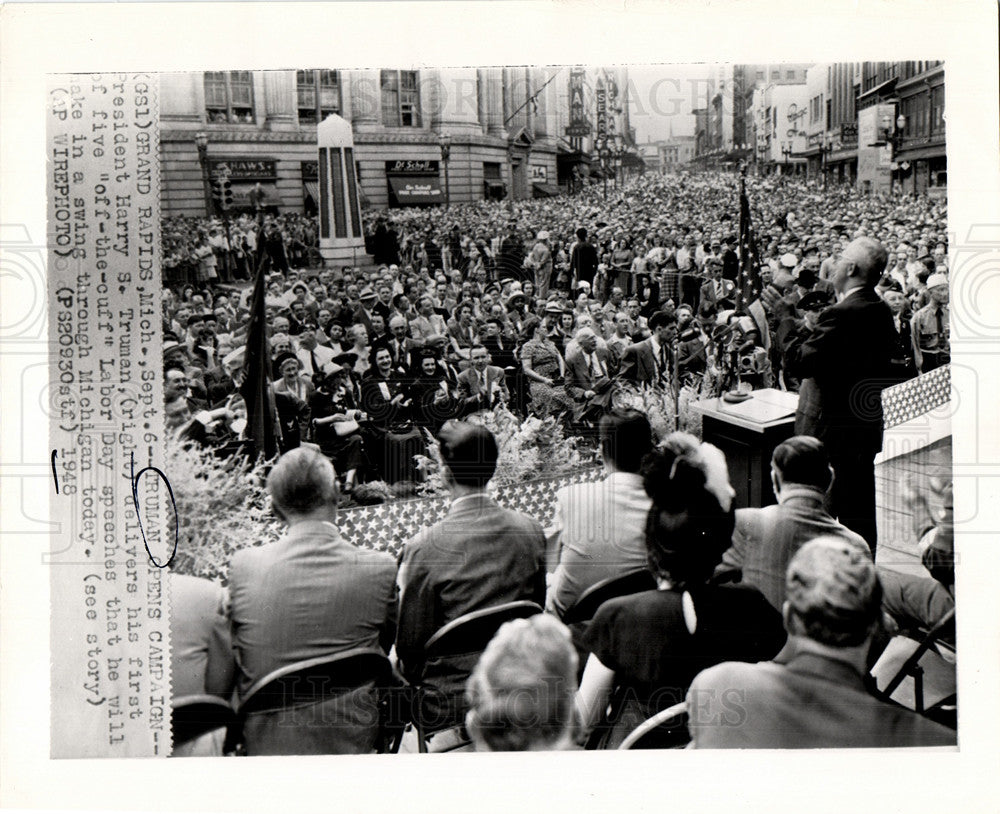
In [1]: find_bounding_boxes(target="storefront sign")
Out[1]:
[301,160,319,180]
[209,159,277,180]
[530,165,548,183]
[566,68,591,137]
[857,106,892,193]
[385,159,440,175]
[595,79,607,141]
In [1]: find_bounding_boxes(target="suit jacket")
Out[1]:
[546,471,652,617]
[797,287,896,453]
[688,643,956,749]
[618,337,671,386]
[359,371,409,427]
[396,493,546,693]
[565,345,615,401]
[720,486,870,612]
[169,573,236,699]
[296,344,336,378]
[227,520,398,699]
[455,365,509,414]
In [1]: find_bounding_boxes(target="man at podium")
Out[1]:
[794,237,896,556]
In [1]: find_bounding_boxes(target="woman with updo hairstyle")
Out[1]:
[465,615,579,752]
[575,432,786,749]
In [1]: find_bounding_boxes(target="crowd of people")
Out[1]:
[161,170,950,499]
[172,417,955,754]
[165,171,955,752]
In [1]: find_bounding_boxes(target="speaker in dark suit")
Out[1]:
[796,238,896,554]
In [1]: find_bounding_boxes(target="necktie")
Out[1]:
[310,349,319,373]
[935,307,944,349]
[589,354,599,379]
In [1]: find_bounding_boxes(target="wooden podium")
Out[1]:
[689,388,799,509]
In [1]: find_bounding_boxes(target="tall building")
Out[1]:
[159,68,591,217]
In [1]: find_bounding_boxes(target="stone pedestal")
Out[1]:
[317,115,370,267]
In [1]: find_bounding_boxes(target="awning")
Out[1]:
[303,181,320,204]
[388,174,443,206]
[895,144,947,162]
[484,179,505,190]
[532,182,561,198]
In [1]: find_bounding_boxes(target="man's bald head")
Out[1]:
[839,237,888,290]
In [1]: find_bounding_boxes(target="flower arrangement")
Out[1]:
[165,440,281,583]
[610,382,707,441]
[415,406,596,496]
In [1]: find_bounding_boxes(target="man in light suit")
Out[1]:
[455,344,509,416]
[793,237,896,555]
[617,310,677,387]
[565,327,616,423]
[170,572,237,756]
[227,447,398,753]
[396,424,547,737]
[687,538,955,748]
[717,436,869,612]
[546,409,654,617]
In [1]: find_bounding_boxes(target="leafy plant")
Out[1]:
[166,440,281,583]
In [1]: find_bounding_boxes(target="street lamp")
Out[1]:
[194,131,212,217]
[439,133,452,207]
[781,142,793,176]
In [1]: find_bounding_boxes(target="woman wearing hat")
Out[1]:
[309,366,367,493]
[270,352,311,453]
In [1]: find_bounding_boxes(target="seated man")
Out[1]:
[687,537,956,748]
[227,447,398,754]
[564,327,615,423]
[878,477,955,638]
[169,573,236,757]
[546,409,653,617]
[455,344,509,416]
[396,423,547,738]
[718,435,869,612]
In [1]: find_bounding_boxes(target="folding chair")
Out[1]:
[231,647,405,756]
[617,702,690,750]
[413,600,543,752]
[872,607,957,730]
[171,695,235,755]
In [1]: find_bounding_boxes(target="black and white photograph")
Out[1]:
[2,2,999,812]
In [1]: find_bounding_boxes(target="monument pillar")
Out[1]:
[317,115,370,267]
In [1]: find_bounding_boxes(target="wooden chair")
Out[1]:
[231,647,404,756]
[414,600,543,752]
[617,702,690,750]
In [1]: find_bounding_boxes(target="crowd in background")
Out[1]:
[161,170,950,491]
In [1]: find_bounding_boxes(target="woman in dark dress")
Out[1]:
[575,433,786,749]
[309,367,367,492]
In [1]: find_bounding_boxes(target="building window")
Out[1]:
[297,70,341,125]
[930,85,945,136]
[770,69,779,80]
[204,71,254,123]
[786,70,796,80]
[756,70,765,80]
[381,70,421,127]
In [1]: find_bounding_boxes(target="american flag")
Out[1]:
[737,176,770,349]
[239,224,280,460]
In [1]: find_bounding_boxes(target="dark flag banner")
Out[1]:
[737,173,770,349]
[239,243,279,460]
